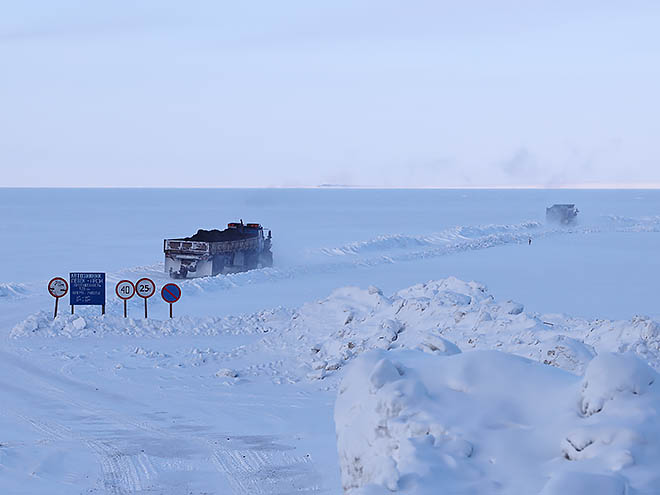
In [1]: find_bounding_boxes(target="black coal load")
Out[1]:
[184,228,255,242]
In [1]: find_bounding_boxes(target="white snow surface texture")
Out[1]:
[335,350,660,494]
[14,277,660,378]
[12,277,660,493]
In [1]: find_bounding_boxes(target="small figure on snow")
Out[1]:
[528,237,532,246]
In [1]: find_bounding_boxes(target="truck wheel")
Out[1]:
[245,253,259,270]
[260,251,273,268]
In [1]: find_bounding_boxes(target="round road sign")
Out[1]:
[48,277,68,298]
[161,283,181,303]
[135,278,156,299]
[115,280,135,300]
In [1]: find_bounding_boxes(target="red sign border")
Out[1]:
[161,283,181,303]
[135,277,156,299]
[48,277,68,298]
[115,280,136,300]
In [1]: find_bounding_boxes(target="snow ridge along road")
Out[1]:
[12,276,660,378]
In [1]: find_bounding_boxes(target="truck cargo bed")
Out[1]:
[164,223,272,279]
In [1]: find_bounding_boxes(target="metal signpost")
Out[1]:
[135,277,156,318]
[115,280,135,318]
[48,277,68,318]
[161,283,181,318]
[70,272,106,315]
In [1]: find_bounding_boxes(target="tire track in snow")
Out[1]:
[1,351,324,494]
[14,390,320,495]
[11,407,155,495]
[209,439,323,494]
[86,440,155,495]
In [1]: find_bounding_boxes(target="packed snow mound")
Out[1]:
[0,282,29,300]
[604,214,660,232]
[10,309,292,338]
[335,350,660,494]
[580,352,657,416]
[319,221,542,256]
[14,277,660,382]
[290,277,660,379]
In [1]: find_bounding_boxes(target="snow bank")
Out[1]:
[335,350,660,494]
[319,221,542,256]
[290,277,660,379]
[0,282,29,300]
[579,352,657,416]
[10,308,292,338]
[14,277,660,381]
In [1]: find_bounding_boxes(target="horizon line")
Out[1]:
[3,183,660,190]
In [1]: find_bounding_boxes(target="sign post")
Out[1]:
[135,278,156,318]
[70,273,106,315]
[48,277,68,318]
[161,283,181,318]
[115,280,135,318]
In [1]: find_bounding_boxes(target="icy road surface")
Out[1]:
[0,324,334,494]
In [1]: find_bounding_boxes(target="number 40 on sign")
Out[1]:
[115,280,135,318]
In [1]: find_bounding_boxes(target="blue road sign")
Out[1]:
[70,272,106,306]
[161,283,181,303]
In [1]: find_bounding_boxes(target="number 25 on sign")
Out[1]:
[135,278,156,318]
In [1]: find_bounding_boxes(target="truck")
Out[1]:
[546,204,579,225]
[164,222,273,279]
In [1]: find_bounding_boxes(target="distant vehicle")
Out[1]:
[546,204,579,225]
[164,222,273,279]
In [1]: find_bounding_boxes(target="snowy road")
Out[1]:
[0,338,331,495]
[5,213,660,323]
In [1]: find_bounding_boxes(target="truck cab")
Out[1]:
[546,204,579,225]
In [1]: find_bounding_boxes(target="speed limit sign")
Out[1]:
[48,277,68,318]
[135,278,156,318]
[115,280,135,318]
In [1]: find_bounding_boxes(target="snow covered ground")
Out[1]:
[336,350,660,494]
[2,188,660,493]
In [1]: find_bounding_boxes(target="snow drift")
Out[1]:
[11,308,291,338]
[318,221,543,256]
[0,282,29,300]
[335,350,660,494]
[290,277,660,379]
[13,277,660,381]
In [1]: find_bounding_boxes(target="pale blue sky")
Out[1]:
[1,1,659,187]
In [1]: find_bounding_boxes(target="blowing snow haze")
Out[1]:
[1,1,659,187]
